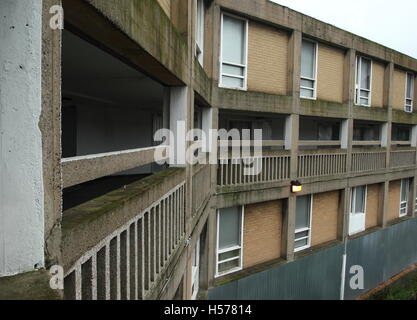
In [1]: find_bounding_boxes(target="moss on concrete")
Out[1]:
[0,270,62,300]
[63,168,184,231]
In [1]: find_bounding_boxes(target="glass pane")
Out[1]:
[222,15,245,65]
[301,40,315,79]
[218,259,240,274]
[222,64,244,77]
[360,98,369,105]
[354,186,366,214]
[301,78,314,89]
[296,195,311,230]
[318,125,332,140]
[407,74,414,99]
[218,207,241,250]
[301,88,314,98]
[222,76,243,88]
[360,90,369,98]
[401,179,409,202]
[295,231,309,240]
[360,58,371,90]
[219,249,240,262]
[295,238,308,249]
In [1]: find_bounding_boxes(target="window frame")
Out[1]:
[215,206,244,277]
[300,39,318,100]
[349,186,367,235]
[219,12,249,91]
[294,195,313,253]
[400,178,410,218]
[405,72,414,113]
[195,0,205,66]
[355,56,373,107]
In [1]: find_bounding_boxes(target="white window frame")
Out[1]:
[400,178,410,217]
[294,195,313,253]
[355,56,373,107]
[215,206,244,277]
[405,72,414,113]
[191,237,200,300]
[195,0,205,66]
[349,186,367,236]
[300,39,318,100]
[219,12,248,91]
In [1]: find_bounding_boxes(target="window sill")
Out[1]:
[218,84,247,92]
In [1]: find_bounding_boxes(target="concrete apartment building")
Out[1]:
[1,0,417,300]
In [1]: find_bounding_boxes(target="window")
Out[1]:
[405,73,414,112]
[191,237,200,300]
[220,14,248,90]
[216,206,244,276]
[355,56,372,106]
[400,179,410,217]
[195,0,205,65]
[294,195,312,252]
[300,40,318,99]
[349,186,367,235]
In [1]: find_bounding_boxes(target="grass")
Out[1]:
[366,269,417,300]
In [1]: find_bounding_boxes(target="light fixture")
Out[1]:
[291,180,303,193]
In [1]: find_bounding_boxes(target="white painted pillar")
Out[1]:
[0,0,45,276]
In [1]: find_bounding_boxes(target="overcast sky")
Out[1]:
[271,0,417,59]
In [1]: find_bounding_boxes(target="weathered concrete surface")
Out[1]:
[0,270,62,300]
[62,146,169,188]
[63,0,189,86]
[0,0,45,276]
[62,168,185,271]
[41,0,63,271]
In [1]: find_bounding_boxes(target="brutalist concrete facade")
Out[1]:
[0,0,417,300]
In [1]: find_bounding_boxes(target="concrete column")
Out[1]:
[282,30,301,262]
[408,178,416,217]
[338,188,351,240]
[0,0,45,276]
[42,0,63,271]
[383,61,394,167]
[379,61,395,228]
[379,181,390,228]
[207,208,217,287]
[170,87,189,167]
[343,49,356,173]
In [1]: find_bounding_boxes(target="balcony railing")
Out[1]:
[64,181,186,300]
[351,149,386,173]
[298,149,347,178]
[390,149,416,168]
[217,140,417,187]
[218,151,291,186]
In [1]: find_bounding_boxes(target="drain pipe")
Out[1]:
[340,240,348,300]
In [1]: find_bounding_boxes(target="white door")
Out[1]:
[349,186,367,235]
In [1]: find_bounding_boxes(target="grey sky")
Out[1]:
[271,0,417,59]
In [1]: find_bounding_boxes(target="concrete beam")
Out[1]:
[63,0,188,86]
[62,146,169,188]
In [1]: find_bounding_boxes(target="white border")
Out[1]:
[399,178,409,217]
